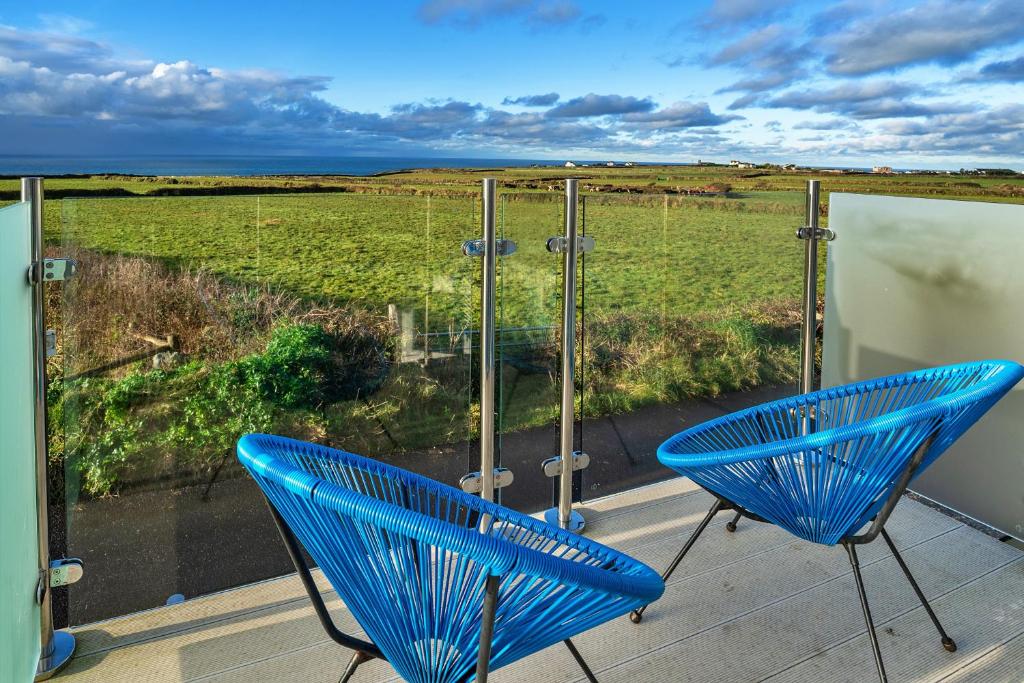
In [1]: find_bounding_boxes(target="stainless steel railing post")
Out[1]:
[558,180,580,529]
[543,179,586,532]
[799,179,822,395]
[479,178,497,504]
[459,179,515,502]
[23,177,77,681]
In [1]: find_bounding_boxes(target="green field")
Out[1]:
[26,165,1022,497]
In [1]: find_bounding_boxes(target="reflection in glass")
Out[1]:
[56,193,476,623]
[579,192,805,500]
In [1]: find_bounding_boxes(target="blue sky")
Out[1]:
[1,0,1022,168]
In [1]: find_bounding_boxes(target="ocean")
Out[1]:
[0,155,626,177]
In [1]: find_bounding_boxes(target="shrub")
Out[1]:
[59,323,377,497]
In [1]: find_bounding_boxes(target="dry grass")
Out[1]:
[53,249,394,377]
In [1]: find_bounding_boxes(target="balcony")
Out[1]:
[3,177,1023,682]
[56,478,1024,682]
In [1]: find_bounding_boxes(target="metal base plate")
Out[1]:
[36,630,76,681]
[543,508,585,533]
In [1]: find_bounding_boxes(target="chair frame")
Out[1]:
[630,360,1024,683]
[628,461,955,683]
[263,496,600,683]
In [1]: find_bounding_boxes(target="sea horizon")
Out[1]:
[0,154,688,177]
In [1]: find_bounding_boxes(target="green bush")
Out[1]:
[240,323,335,409]
[59,323,358,497]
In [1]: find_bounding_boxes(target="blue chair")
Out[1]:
[238,434,664,683]
[629,360,1023,683]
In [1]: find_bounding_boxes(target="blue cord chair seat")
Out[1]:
[633,360,1022,683]
[238,434,664,683]
[657,360,1022,546]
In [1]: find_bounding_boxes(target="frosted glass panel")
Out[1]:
[0,201,41,682]
[822,193,1024,539]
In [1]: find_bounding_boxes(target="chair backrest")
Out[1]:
[238,434,662,683]
[658,360,1023,545]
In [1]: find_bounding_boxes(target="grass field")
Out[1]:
[4,163,1023,203]
[22,165,1022,497]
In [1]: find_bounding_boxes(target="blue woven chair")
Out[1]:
[238,434,664,683]
[628,360,1023,683]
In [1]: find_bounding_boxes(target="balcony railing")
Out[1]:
[3,177,1022,682]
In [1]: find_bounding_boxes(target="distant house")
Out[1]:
[729,160,755,168]
[623,161,634,167]
[605,161,615,167]
[564,161,577,168]
[782,163,798,170]
[872,166,894,174]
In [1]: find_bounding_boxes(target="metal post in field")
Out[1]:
[23,177,78,681]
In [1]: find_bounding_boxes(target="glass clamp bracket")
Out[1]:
[48,559,84,589]
[36,559,84,604]
[28,257,77,284]
[541,451,591,478]
[796,227,835,241]
[461,239,518,257]
[459,468,515,494]
[545,235,595,254]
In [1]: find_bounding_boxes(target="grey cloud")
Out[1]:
[709,24,786,65]
[805,1,870,34]
[727,93,763,110]
[706,24,812,104]
[871,104,1024,158]
[793,119,856,130]
[416,0,589,28]
[619,102,742,129]
[824,0,1024,75]
[502,92,560,106]
[755,80,982,120]
[961,55,1024,83]
[762,81,927,118]
[702,0,794,27]
[478,110,609,144]
[546,93,656,118]
[0,25,151,75]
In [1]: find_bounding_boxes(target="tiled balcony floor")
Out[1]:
[58,477,1024,682]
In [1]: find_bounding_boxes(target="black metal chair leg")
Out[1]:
[880,528,957,652]
[725,511,742,533]
[564,639,599,683]
[630,499,723,624]
[844,542,888,683]
[474,574,500,683]
[338,650,372,683]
